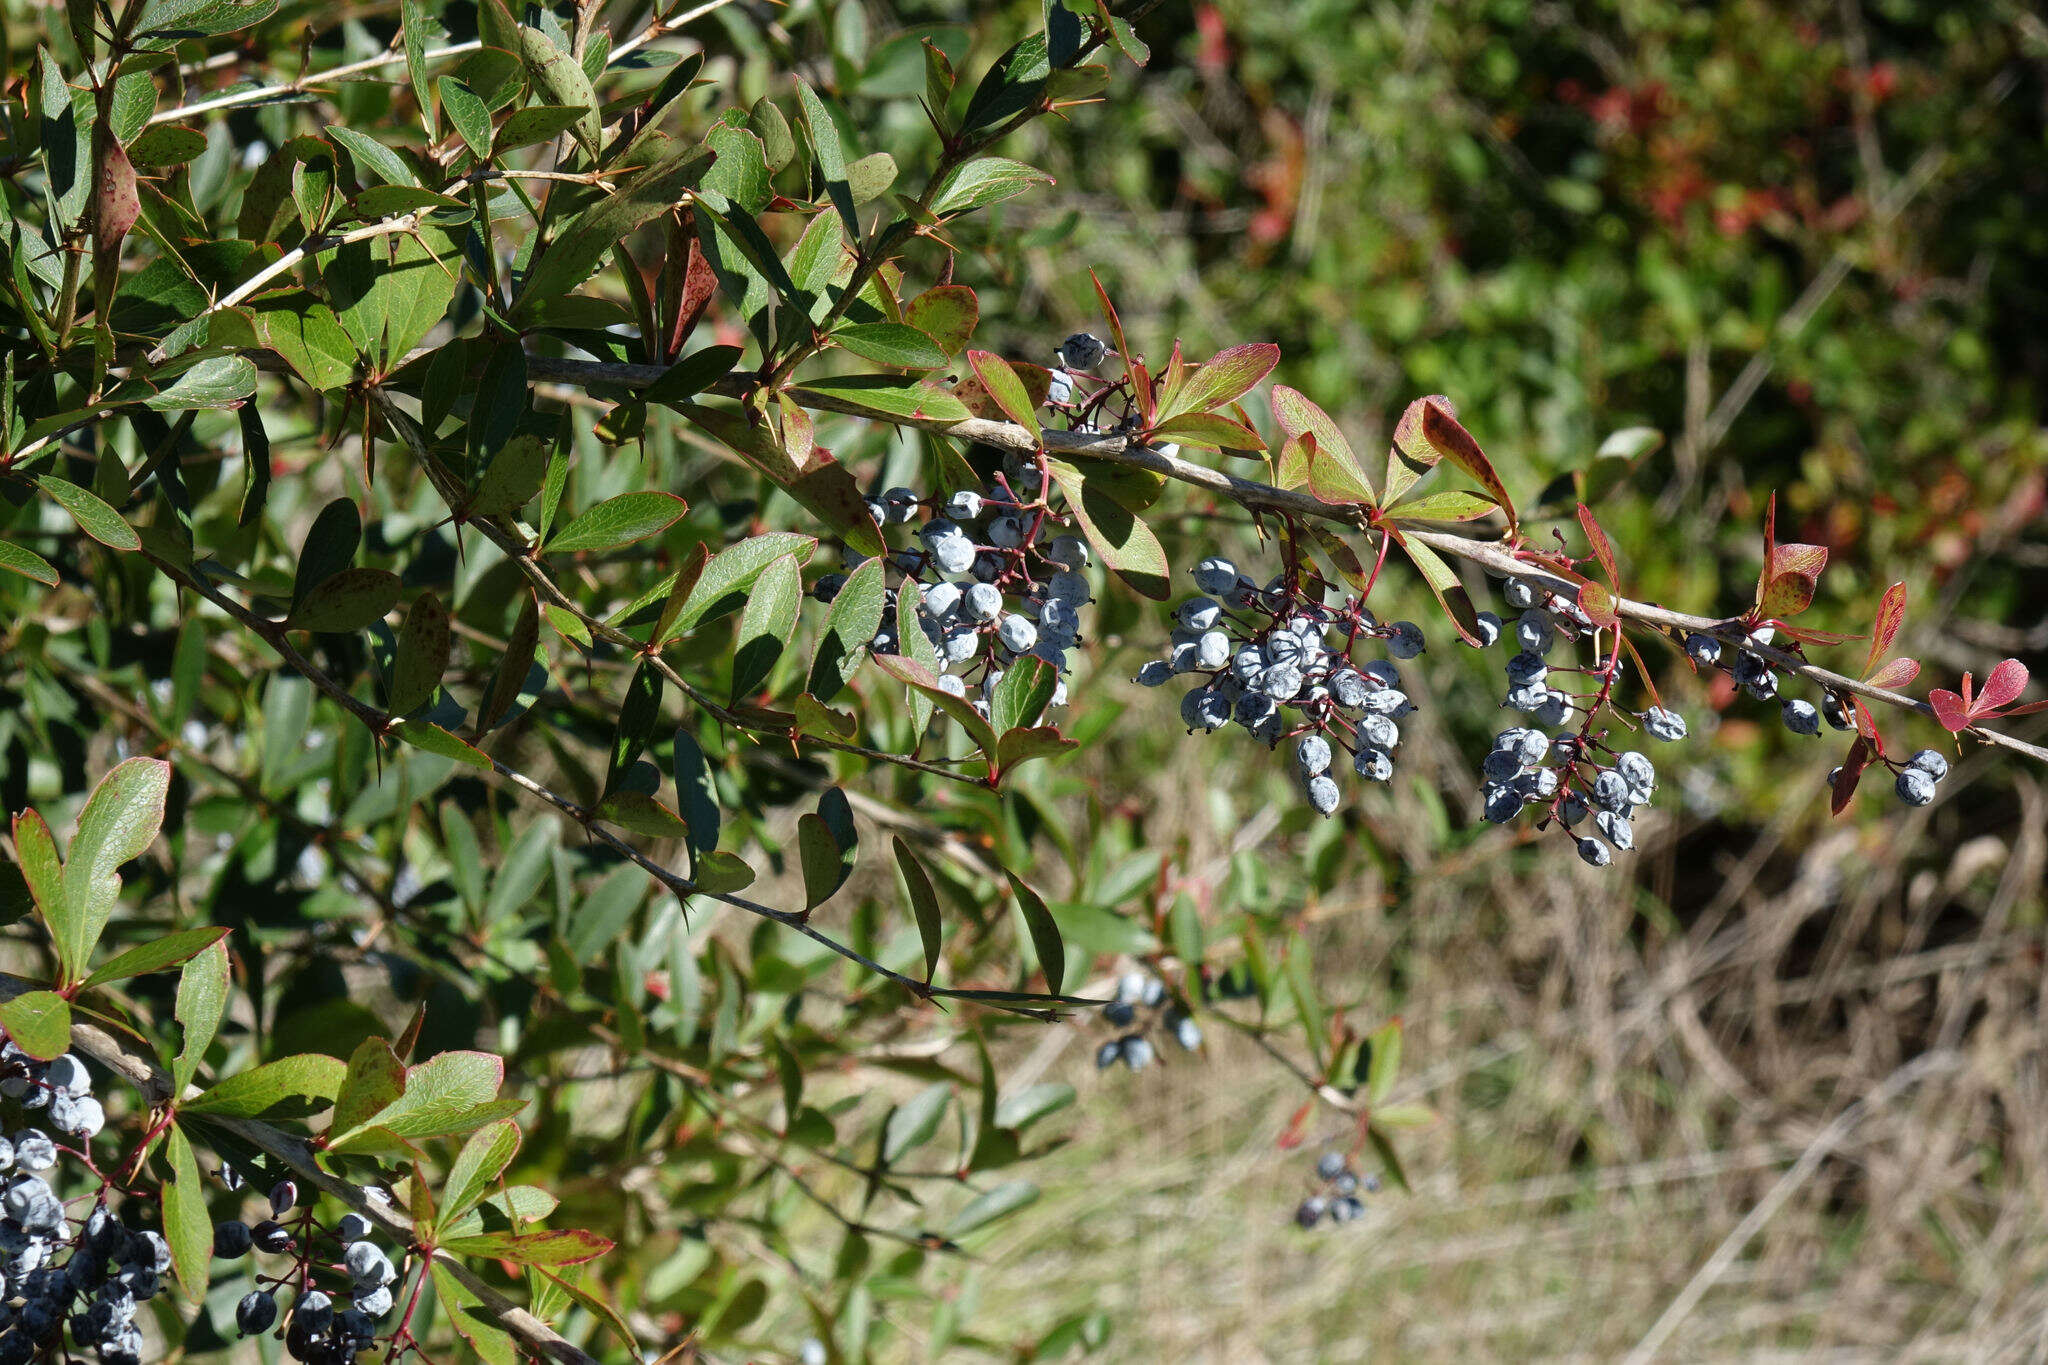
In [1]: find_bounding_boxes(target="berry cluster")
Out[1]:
[1681,628,1955,808]
[216,1176,402,1364]
[1093,971,1201,1072]
[0,1038,157,1365]
[1294,1150,1380,1230]
[821,473,1093,720]
[1135,558,1422,817]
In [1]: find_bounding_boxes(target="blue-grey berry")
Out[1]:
[1577,837,1613,867]
[1895,768,1936,806]
[214,1221,252,1259]
[1685,633,1722,667]
[1615,751,1656,789]
[1354,748,1394,782]
[1296,1197,1328,1229]
[1782,698,1821,735]
[1481,748,1524,783]
[1305,773,1341,817]
[1503,577,1538,610]
[1329,669,1369,707]
[942,489,984,521]
[1469,611,1503,648]
[236,1290,277,1336]
[1192,557,1240,595]
[1135,659,1173,688]
[1591,770,1632,812]
[1122,1036,1154,1071]
[1595,810,1634,851]
[1482,785,1525,824]
[1094,1039,1123,1070]
[1644,707,1687,742]
[1057,333,1109,371]
[1297,735,1333,776]
[1316,1152,1346,1180]
[1386,621,1426,658]
[1907,749,1949,781]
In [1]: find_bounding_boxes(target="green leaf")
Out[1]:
[331,1049,509,1151]
[1365,1019,1403,1106]
[81,926,231,988]
[439,77,492,158]
[643,345,743,404]
[789,375,973,424]
[393,721,492,770]
[56,758,170,983]
[546,491,688,554]
[440,1121,524,1227]
[128,123,207,167]
[493,104,587,155]
[946,1179,1039,1237]
[995,724,1075,777]
[173,939,229,1091]
[897,581,942,733]
[833,321,950,370]
[796,811,852,913]
[183,1053,349,1118]
[748,96,794,169]
[388,590,451,715]
[145,353,258,411]
[162,1125,211,1303]
[670,729,721,860]
[989,656,1056,734]
[290,498,361,609]
[892,836,943,982]
[564,862,648,962]
[402,0,438,137]
[595,790,691,841]
[0,991,71,1060]
[0,541,59,586]
[431,1263,521,1365]
[286,567,402,633]
[667,531,817,636]
[806,557,886,702]
[966,350,1041,441]
[248,295,359,391]
[730,553,802,702]
[1271,384,1370,497]
[1008,872,1064,994]
[516,24,600,157]
[882,1082,951,1163]
[605,660,664,794]
[1391,531,1483,647]
[1047,463,1169,601]
[930,156,1054,215]
[38,476,139,551]
[436,1113,520,1219]
[701,123,772,215]
[478,592,540,733]
[327,124,419,187]
[692,850,755,895]
[962,32,1051,134]
[794,80,859,239]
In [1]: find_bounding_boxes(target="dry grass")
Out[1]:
[893,667,2048,1363]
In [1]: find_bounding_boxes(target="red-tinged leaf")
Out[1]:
[1418,398,1516,533]
[1831,736,1872,816]
[1047,461,1170,600]
[2000,699,2048,718]
[442,1229,614,1268]
[994,725,1076,779]
[1929,689,1972,734]
[872,653,999,760]
[1148,410,1264,451]
[902,285,978,356]
[791,693,858,740]
[1865,582,1908,676]
[1621,633,1662,709]
[1088,270,1130,376]
[1577,503,1617,586]
[1271,384,1369,497]
[1160,342,1279,421]
[94,141,140,254]
[1758,570,1820,619]
[1578,581,1619,628]
[965,350,1040,442]
[1865,657,1920,690]
[1979,658,2029,712]
[1768,542,1829,580]
[1762,491,1779,566]
[1849,697,1887,756]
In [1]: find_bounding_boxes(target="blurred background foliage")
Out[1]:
[3,0,2047,1359]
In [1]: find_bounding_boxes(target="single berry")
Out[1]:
[1895,767,1936,806]
[1906,749,1950,781]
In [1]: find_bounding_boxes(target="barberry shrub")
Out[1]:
[1,0,2044,1360]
